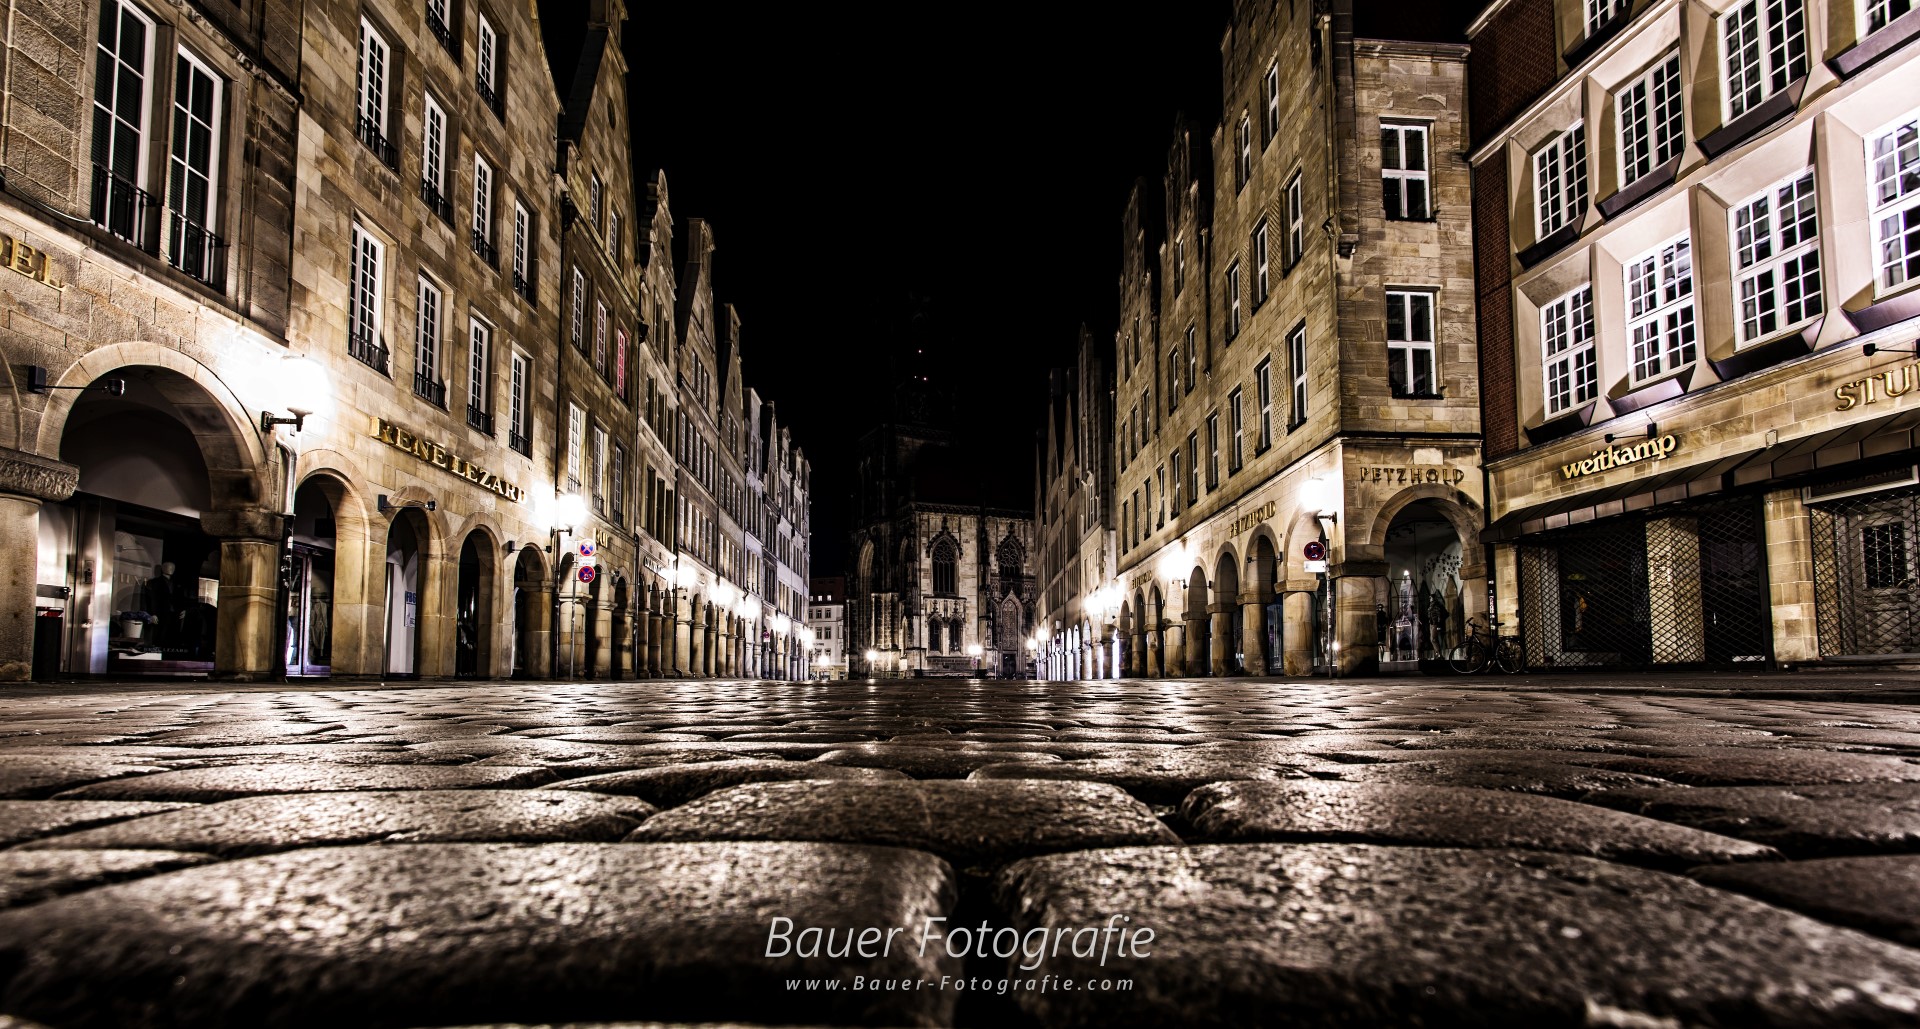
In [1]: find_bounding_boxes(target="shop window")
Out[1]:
[1733,170,1821,344]
[1862,522,1912,588]
[1625,236,1697,381]
[1722,0,1806,120]
[1534,123,1587,238]
[1542,285,1598,416]
[1617,54,1684,188]
[1870,114,1920,290]
[1386,290,1437,398]
[1381,122,1430,220]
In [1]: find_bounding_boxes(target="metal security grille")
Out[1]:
[1811,483,1920,657]
[1516,496,1770,669]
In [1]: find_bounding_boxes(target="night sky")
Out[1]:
[541,1,1480,576]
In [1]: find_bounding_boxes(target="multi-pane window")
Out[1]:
[508,352,529,451]
[1173,238,1186,294]
[1625,236,1698,381]
[1205,414,1220,489]
[1264,62,1281,142]
[356,20,391,142]
[1169,449,1182,511]
[468,316,492,423]
[1255,358,1273,450]
[93,0,155,212]
[1236,114,1252,189]
[512,202,530,287]
[1870,0,1914,32]
[1228,389,1244,472]
[1381,122,1430,220]
[612,445,627,522]
[1586,0,1628,33]
[415,276,442,402]
[608,210,622,262]
[1862,523,1912,588]
[472,155,493,244]
[1534,123,1588,238]
[1225,262,1242,341]
[1870,115,1920,289]
[1733,171,1821,343]
[1253,221,1271,305]
[1289,324,1308,424]
[591,425,607,510]
[593,301,608,373]
[1285,175,1304,267]
[1184,324,1197,393]
[1723,0,1807,120]
[615,327,628,395]
[566,403,584,493]
[1541,286,1597,416]
[1617,55,1684,187]
[590,173,604,227]
[1386,290,1437,398]
[349,225,385,364]
[570,267,586,347]
[1167,347,1181,412]
[421,93,448,208]
[168,50,222,227]
[475,13,498,104]
[1185,433,1200,506]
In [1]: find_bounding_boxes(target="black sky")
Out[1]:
[542,1,1480,577]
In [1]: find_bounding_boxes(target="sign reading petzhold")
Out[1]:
[370,417,524,501]
[1560,434,1681,480]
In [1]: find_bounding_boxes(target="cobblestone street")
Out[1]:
[1,674,1919,1027]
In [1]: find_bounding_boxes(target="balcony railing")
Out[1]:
[420,179,453,223]
[509,428,530,455]
[470,230,497,268]
[512,268,537,305]
[357,115,397,170]
[466,405,493,434]
[166,213,228,291]
[413,372,446,407]
[89,164,160,254]
[426,10,455,55]
[348,329,390,375]
[476,74,499,114]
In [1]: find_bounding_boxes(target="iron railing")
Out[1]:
[509,428,530,455]
[348,329,389,374]
[167,213,227,291]
[513,268,537,305]
[466,405,493,434]
[476,75,499,114]
[89,164,159,254]
[470,230,497,268]
[420,179,452,223]
[357,115,397,170]
[426,10,455,55]
[413,372,446,407]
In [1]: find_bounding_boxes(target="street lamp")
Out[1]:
[967,641,982,675]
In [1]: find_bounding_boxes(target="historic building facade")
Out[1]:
[847,388,1037,679]
[1471,0,1920,669]
[1035,328,1118,680]
[1101,1,1480,678]
[806,576,846,679]
[0,0,809,682]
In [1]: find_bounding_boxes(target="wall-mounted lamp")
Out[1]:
[377,495,436,513]
[551,492,587,537]
[1646,421,1659,439]
[1865,342,1920,357]
[258,355,329,434]
[26,366,124,396]
[503,540,517,554]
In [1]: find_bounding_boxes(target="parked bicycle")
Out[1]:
[1448,616,1524,674]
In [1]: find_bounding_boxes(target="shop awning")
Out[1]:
[1481,408,1920,543]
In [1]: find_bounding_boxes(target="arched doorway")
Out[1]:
[383,508,431,677]
[1147,584,1164,676]
[1213,551,1242,675]
[1381,498,1467,673]
[511,545,546,678]
[1250,532,1280,674]
[287,480,338,677]
[454,530,495,678]
[41,366,257,677]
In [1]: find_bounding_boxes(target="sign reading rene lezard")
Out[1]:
[370,417,523,502]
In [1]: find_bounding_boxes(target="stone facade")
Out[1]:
[1470,0,1920,669]
[1103,1,1481,678]
[1035,328,1117,680]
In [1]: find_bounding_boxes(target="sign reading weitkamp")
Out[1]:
[1560,433,1681,481]
[370,416,524,502]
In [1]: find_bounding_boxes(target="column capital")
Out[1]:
[0,447,77,503]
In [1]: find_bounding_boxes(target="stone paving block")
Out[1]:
[52,765,559,802]
[1181,781,1778,869]
[969,752,1320,804]
[813,745,1064,778]
[993,843,1920,1026]
[20,791,656,856]
[0,758,168,799]
[0,843,960,1029]
[1692,856,1920,946]
[1321,756,1678,796]
[142,722,346,746]
[1584,783,1920,856]
[549,761,909,806]
[0,849,211,909]
[630,780,1179,868]
[1581,750,1920,786]
[0,800,194,845]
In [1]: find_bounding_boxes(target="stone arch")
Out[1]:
[293,467,375,676]
[1366,484,1487,579]
[454,525,500,678]
[381,504,437,677]
[511,543,549,679]
[1244,525,1282,597]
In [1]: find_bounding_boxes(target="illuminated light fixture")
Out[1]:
[865,648,879,663]
[966,643,983,657]
[771,614,790,635]
[675,562,698,589]
[260,354,329,433]
[1301,474,1337,520]
[1158,543,1191,590]
[552,492,587,535]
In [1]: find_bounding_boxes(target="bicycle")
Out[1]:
[1447,617,1524,674]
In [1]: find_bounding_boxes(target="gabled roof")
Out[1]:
[557,27,609,146]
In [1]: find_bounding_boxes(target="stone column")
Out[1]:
[1764,488,1818,665]
[688,601,705,678]
[632,600,649,678]
[1646,517,1706,664]
[1143,628,1160,677]
[1334,575,1379,676]
[203,507,283,682]
[1186,615,1208,676]
[523,583,553,678]
[591,598,614,679]
[1128,632,1144,678]
[1209,605,1232,676]
[0,449,75,681]
[1241,594,1267,676]
[648,607,665,677]
[611,605,631,679]
[1163,620,1186,677]
[1283,590,1314,675]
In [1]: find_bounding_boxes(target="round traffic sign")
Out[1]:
[577,539,596,559]
[1303,540,1327,562]
[577,565,597,584]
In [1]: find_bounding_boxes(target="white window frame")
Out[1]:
[1586,0,1628,34]
[349,224,385,350]
[594,300,608,371]
[1541,285,1597,416]
[590,173,603,227]
[591,424,608,504]
[1255,358,1273,450]
[1205,413,1220,489]
[1228,388,1244,472]
[1285,174,1304,266]
[1624,235,1698,383]
[1225,261,1242,341]
[1732,169,1821,345]
[1236,114,1252,189]
[1184,323,1197,392]
[566,402,584,492]
[1173,238,1186,295]
[1167,347,1180,412]
[1869,112,1920,292]
[1385,290,1438,398]
[1289,324,1308,424]
[168,47,223,235]
[1381,121,1431,220]
[512,201,530,284]
[475,12,498,96]
[357,18,390,137]
[608,209,621,261]
[1264,61,1281,142]
[1722,0,1808,121]
[508,350,529,442]
[570,266,586,346]
[472,154,492,243]
[1617,54,1684,188]
[1868,0,1915,33]
[415,275,442,386]
[1253,221,1271,304]
[1534,122,1587,238]
[94,0,156,190]
[422,92,447,198]
[468,314,492,415]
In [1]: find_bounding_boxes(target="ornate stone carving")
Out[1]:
[0,447,78,502]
